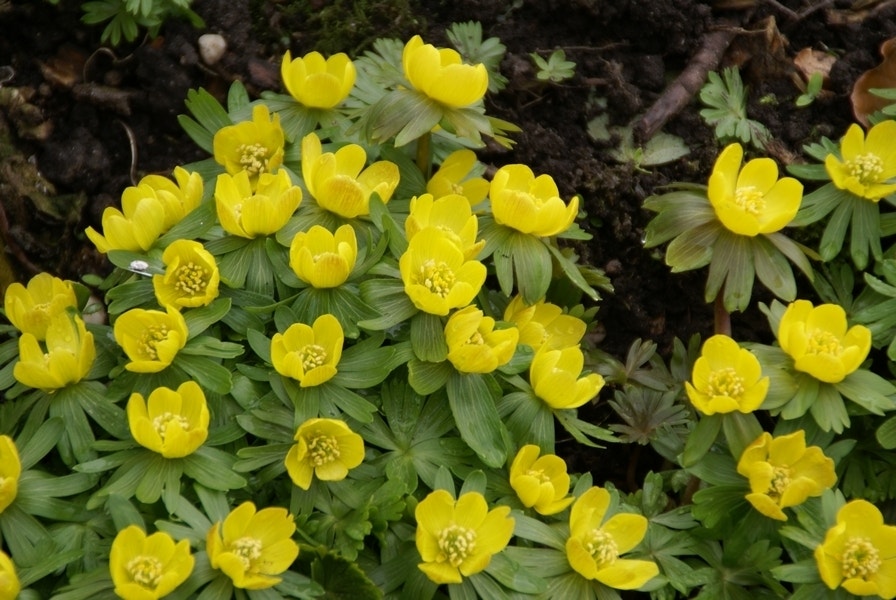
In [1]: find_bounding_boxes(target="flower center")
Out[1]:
[238,143,270,176]
[706,367,745,399]
[465,331,485,346]
[126,555,163,589]
[139,325,170,361]
[174,261,210,296]
[231,536,263,570]
[767,465,791,499]
[418,259,456,298]
[842,536,881,580]
[437,524,477,567]
[299,344,328,371]
[525,468,551,483]
[152,411,190,441]
[846,153,884,186]
[306,433,341,466]
[734,186,766,215]
[584,529,619,568]
[805,329,843,357]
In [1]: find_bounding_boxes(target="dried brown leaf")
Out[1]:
[851,37,896,126]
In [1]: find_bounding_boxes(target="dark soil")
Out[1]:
[2,0,896,485]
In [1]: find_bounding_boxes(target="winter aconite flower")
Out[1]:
[289,224,357,288]
[736,430,837,521]
[565,487,659,590]
[400,229,487,316]
[284,418,365,490]
[127,381,210,458]
[213,104,285,183]
[114,307,189,373]
[271,314,343,387]
[414,490,514,584]
[426,149,490,206]
[4,272,77,340]
[281,50,356,109]
[153,239,220,309]
[0,435,21,514]
[0,550,19,600]
[405,194,485,260]
[215,169,303,238]
[825,120,896,201]
[504,295,587,352]
[707,143,803,236]
[402,35,489,108]
[109,525,194,600]
[530,345,605,410]
[777,299,872,384]
[490,164,579,237]
[207,501,299,590]
[445,305,518,374]
[301,132,400,218]
[14,311,95,391]
[684,334,769,415]
[510,445,575,515]
[815,499,896,598]
[139,166,204,230]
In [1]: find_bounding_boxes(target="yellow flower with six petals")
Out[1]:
[0,435,21,514]
[109,525,194,600]
[405,193,485,260]
[445,305,518,374]
[215,169,303,238]
[4,272,77,340]
[213,104,285,183]
[510,444,575,515]
[137,166,204,231]
[271,313,343,387]
[504,294,587,352]
[426,149,490,206]
[0,550,19,600]
[825,120,896,201]
[284,418,365,490]
[684,334,769,415]
[530,345,604,410]
[126,381,210,458]
[113,307,189,373]
[14,310,95,391]
[153,239,220,309]
[289,224,357,288]
[281,50,356,109]
[490,164,578,237]
[402,35,489,108]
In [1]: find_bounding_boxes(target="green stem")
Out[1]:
[415,131,432,178]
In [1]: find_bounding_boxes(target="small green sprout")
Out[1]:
[699,67,770,149]
[530,49,576,83]
[446,21,509,92]
[796,72,824,107]
[80,0,203,46]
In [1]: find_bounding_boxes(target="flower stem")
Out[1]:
[714,293,731,337]
[416,131,432,178]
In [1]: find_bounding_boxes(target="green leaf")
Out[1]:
[665,221,721,272]
[246,328,273,364]
[182,447,247,490]
[410,312,448,362]
[849,195,881,269]
[818,196,853,262]
[17,417,64,470]
[407,358,453,395]
[333,338,407,389]
[497,390,555,452]
[643,189,715,247]
[292,286,378,340]
[510,515,566,550]
[176,354,232,394]
[835,369,896,415]
[876,414,896,449]
[502,232,552,304]
[721,412,762,460]
[752,235,796,301]
[181,87,233,148]
[365,89,442,147]
[316,381,379,424]
[681,415,722,467]
[484,552,548,594]
[545,242,600,301]
[358,278,418,330]
[791,183,846,227]
[446,372,509,467]
[183,298,232,339]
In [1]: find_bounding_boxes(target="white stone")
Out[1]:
[198,34,227,66]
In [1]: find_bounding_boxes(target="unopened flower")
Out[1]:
[136,166,204,230]
[0,551,20,600]
[490,164,578,237]
[777,299,872,384]
[405,193,485,260]
[736,430,836,521]
[114,307,188,373]
[707,143,803,236]
[565,487,658,589]
[510,444,574,515]
[402,35,489,108]
[4,272,77,340]
[530,345,604,410]
[109,525,194,600]
[289,224,357,288]
[504,294,586,352]
[399,229,486,316]
[207,501,299,590]
[826,120,896,201]
[415,490,514,584]
[426,149,489,206]
[213,104,285,182]
[14,311,95,391]
[815,499,896,598]
[0,436,21,514]
[215,169,302,238]
[301,132,399,218]
[127,381,210,458]
[281,50,356,109]
[284,418,364,490]
[444,305,518,373]
[684,334,768,415]
[271,314,343,387]
[153,240,220,309]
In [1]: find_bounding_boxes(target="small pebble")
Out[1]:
[198,34,227,66]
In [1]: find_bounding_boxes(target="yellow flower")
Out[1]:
[402,35,489,108]
[736,430,837,521]
[825,120,896,201]
[207,501,299,590]
[707,143,803,236]
[503,294,586,352]
[426,149,490,206]
[0,550,19,600]
[815,499,896,598]
[271,314,343,387]
[490,164,578,237]
[127,382,210,458]
[777,299,872,384]
[399,229,487,316]
[510,444,574,515]
[136,166,204,231]
[0,436,21,514]
[214,169,303,238]
[289,224,357,288]
[530,345,604,410]
[684,334,769,415]
[444,305,518,374]
[152,240,220,309]
[213,104,285,182]
[109,525,194,600]
[415,489,514,584]
[281,50,355,109]
[405,193,485,260]
[566,487,659,589]
[284,418,365,490]
[4,272,78,340]
[14,311,95,391]
[114,307,189,373]
[300,132,400,218]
